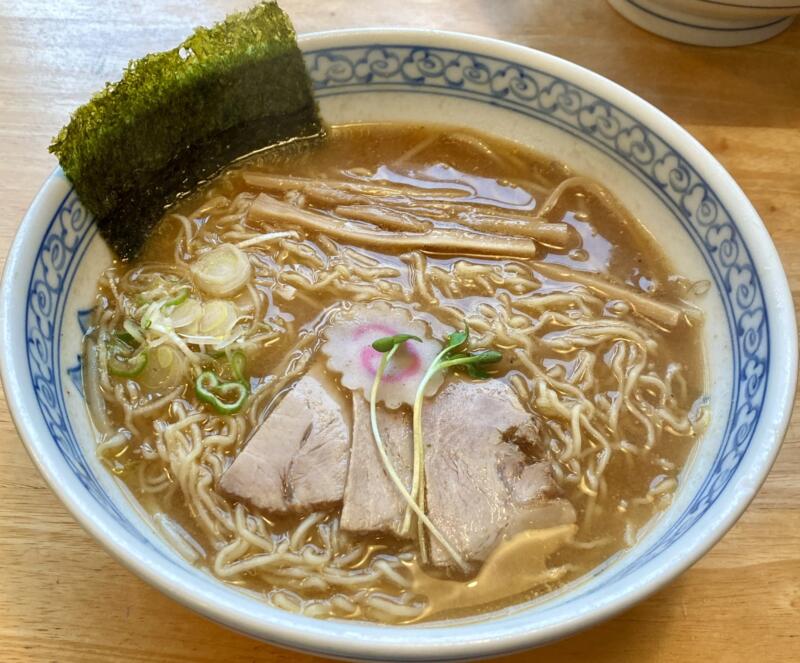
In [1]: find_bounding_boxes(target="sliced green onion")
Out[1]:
[197,299,239,338]
[108,351,148,378]
[139,344,188,391]
[191,244,252,297]
[113,331,138,349]
[195,370,248,414]
[165,297,203,330]
[123,319,146,345]
[231,350,247,385]
[164,286,191,308]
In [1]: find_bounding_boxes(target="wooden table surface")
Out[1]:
[1,1,799,661]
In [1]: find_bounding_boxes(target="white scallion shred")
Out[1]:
[236,230,298,248]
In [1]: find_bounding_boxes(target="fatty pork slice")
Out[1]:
[340,397,413,538]
[423,380,576,567]
[219,374,350,513]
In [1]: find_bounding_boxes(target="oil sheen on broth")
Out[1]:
[84,123,708,624]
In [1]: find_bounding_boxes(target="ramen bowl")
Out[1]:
[1,29,795,661]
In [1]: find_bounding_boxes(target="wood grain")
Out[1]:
[1,1,798,661]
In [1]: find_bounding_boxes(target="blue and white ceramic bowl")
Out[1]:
[1,30,796,661]
[608,0,799,47]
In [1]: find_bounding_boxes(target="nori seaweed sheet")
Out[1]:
[49,1,321,260]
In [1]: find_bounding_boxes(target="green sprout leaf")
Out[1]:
[475,350,503,363]
[444,349,503,377]
[371,333,422,353]
[445,323,469,352]
[465,364,489,379]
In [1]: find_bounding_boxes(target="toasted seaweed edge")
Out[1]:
[49,1,322,260]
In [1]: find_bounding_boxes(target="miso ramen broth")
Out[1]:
[84,123,708,623]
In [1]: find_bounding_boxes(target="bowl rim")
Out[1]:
[1,27,796,661]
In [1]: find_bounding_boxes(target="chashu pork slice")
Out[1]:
[219,373,351,513]
[340,397,413,538]
[422,380,575,567]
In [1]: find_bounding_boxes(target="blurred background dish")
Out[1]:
[608,0,798,46]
